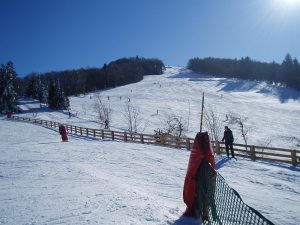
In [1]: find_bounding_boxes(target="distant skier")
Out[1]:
[222,126,235,158]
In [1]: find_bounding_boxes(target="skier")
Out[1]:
[183,132,216,222]
[222,126,235,158]
[59,125,68,142]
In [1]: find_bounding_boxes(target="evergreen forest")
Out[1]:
[188,54,300,90]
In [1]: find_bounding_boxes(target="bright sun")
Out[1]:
[270,0,300,17]
[273,0,300,8]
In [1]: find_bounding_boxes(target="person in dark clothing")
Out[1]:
[222,126,235,158]
[104,119,109,129]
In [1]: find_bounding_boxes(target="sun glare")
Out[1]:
[269,0,300,18]
[272,0,300,10]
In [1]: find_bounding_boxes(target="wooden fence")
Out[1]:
[9,115,300,166]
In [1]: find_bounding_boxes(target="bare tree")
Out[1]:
[280,136,300,148]
[227,113,250,147]
[204,106,223,142]
[257,138,272,159]
[122,101,142,133]
[187,100,191,132]
[94,93,111,129]
[31,108,38,118]
[162,113,186,137]
[81,103,87,115]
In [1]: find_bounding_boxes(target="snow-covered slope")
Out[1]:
[0,118,299,225]
[18,67,300,149]
[2,66,299,224]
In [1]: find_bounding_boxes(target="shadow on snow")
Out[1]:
[168,71,300,103]
[168,215,202,225]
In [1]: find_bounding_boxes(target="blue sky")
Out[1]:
[1,0,300,76]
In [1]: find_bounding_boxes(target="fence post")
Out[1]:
[124,132,128,142]
[111,131,114,140]
[140,134,144,144]
[80,128,82,136]
[186,138,190,150]
[93,129,96,137]
[86,128,88,136]
[175,138,180,148]
[101,130,104,139]
[215,141,221,155]
[291,150,297,166]
[160,135,165,146]
[250,145,256,161]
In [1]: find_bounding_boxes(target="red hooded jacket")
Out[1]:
[183,132,216,217]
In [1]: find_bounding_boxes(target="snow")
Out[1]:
[1,67,300,225]
[17,67,300,149]
[0,119,188,225]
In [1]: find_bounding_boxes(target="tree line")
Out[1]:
[21,56,164,97]
[0,57,165,113]
[187,54,300,90]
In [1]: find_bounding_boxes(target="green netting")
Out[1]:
[194,160,275,225]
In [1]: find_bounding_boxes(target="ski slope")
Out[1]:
[18,67,300,149]
[0,117,299,225]
[1,67,300,225]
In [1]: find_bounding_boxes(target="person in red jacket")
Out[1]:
[183,132,216,221]
[59,125,68,142]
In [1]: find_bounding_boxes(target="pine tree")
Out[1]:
[26,75,38,99]
[47,79,69,110]
[281,53,294,85]
[36,76,47,107]
[0,61,18,112]
[47,80,57,109]
[292,58,300,89]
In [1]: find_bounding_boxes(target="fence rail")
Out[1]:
[9,115,300,166]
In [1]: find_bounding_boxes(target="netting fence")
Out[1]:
[196,161,275,225]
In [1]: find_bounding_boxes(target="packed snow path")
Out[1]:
[1,119,300,225]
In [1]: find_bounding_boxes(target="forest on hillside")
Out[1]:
[187,54,300,90]
[0,57,165,112]
[21,57,165,97]
[2,54,300,113]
